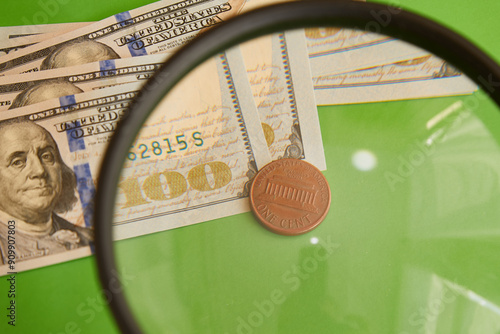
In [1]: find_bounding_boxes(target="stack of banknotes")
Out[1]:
[0,0,476,274]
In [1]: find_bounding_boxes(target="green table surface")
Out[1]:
[1,1,500,333]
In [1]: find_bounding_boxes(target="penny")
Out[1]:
[249,159,331,236]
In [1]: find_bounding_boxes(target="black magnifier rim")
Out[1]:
[95,1,500,333]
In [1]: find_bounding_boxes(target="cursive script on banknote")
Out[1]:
[306,27,427,76]
[312,54,477,105]
[113,50,270,240]
[239,29,326,170]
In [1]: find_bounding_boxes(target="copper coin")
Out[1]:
[249,159,331,236]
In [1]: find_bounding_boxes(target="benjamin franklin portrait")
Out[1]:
[0,119,93,264]
[40,39,120,70]
[9,80,84,110]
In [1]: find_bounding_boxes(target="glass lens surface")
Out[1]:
[110,28,500,334]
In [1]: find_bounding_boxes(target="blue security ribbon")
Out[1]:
[99,59,117,76]
[73,163,95,229]
[60,95,86,152]
[115,11,148,57]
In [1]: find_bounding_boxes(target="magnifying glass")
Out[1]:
[94,1,500,333]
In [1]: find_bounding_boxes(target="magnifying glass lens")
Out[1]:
[96,5,500,333]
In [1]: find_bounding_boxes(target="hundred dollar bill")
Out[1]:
[114,48,271,240]
[306,27,426,76]
[0,49,270,274]
[312,54,477,105]
[238,29,326,170]
[0,0,247,75]
[0,53,170,110]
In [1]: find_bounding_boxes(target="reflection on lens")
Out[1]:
[352,149,377,171]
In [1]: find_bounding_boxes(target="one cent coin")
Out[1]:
[249,159,331,236]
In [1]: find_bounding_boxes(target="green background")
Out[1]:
[1,1,500,333]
